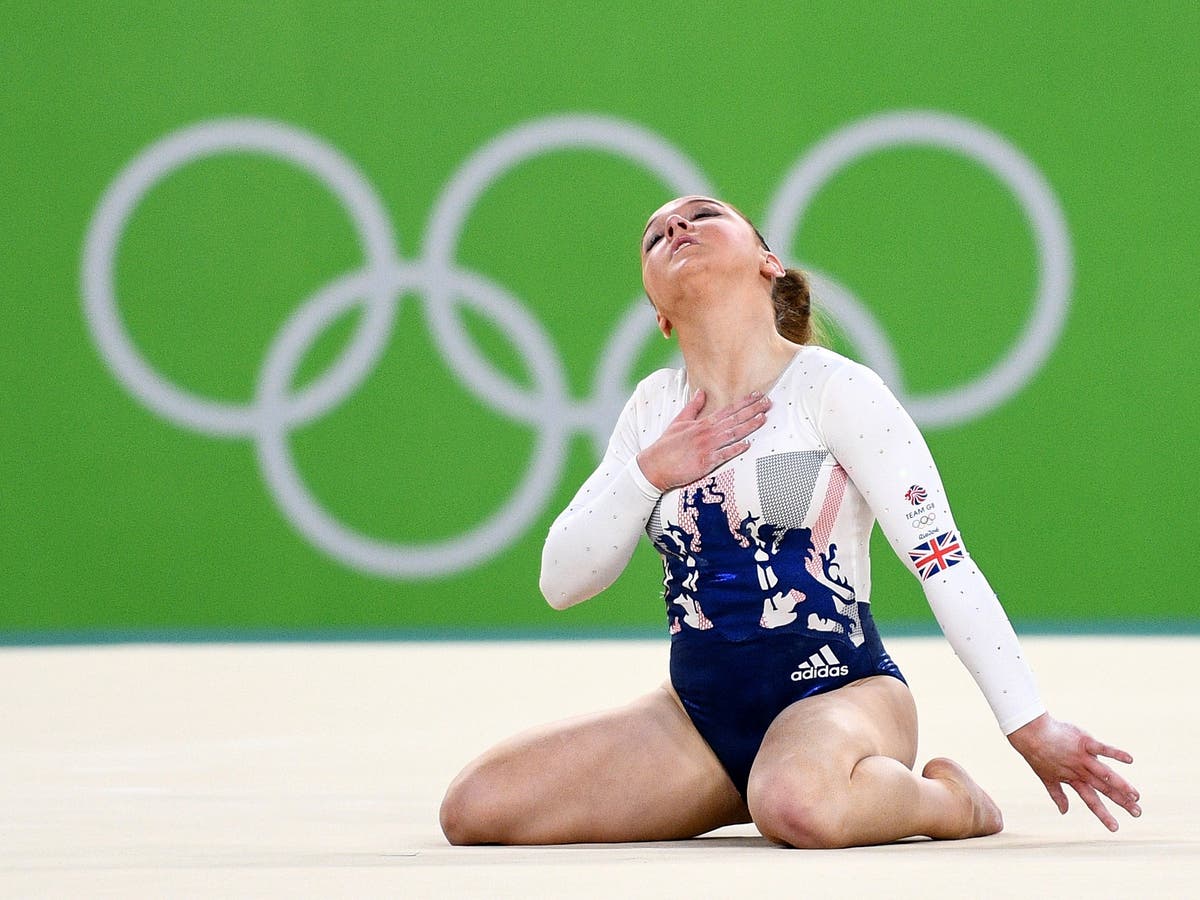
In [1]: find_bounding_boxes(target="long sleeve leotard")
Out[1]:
[541,346,1044,744]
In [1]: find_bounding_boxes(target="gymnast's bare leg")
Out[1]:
[747,675,1001,848]
[439,684,749,845]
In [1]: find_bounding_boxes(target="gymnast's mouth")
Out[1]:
[671,235,698,255]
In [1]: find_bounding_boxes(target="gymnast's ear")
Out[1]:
[656,309,673,339]
[761,251,786,280]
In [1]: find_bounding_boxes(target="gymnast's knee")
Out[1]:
[439,764,512,845]
[747,779,852,849]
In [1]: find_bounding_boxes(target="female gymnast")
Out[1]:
[439,196,1140,848]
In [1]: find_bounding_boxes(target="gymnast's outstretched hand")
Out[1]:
[1006,712,1141,831]
[636,390,771,491]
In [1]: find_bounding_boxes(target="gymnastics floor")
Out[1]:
[3,636,1195,898]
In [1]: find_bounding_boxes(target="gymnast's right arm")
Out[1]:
[538,388,664,610]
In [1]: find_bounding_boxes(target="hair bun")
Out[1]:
[773,268,820,345]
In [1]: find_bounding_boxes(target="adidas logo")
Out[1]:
[790,644,850,682]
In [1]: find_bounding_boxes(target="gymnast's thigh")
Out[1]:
[746,675,918,802]
[440,682,751,844]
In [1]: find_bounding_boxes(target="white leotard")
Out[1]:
[541,346,1044,735]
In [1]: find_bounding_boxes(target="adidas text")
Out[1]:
[791,663,849,682]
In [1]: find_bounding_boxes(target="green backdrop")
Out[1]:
[3,3,1196,640]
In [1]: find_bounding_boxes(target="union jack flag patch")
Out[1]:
[908,531,965,581]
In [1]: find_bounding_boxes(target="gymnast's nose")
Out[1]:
[665,213,690,239]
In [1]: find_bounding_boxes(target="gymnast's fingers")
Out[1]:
[1072,780,1120,832]
[1084,756,1136,796]
[1043,778,1069,815]
[722,412,768,446]
[714,440,751,465]
[1086,738,1134,766]
[677,389,707,421]
[1105,785,1142,818]
[719,393,772,427]
[1086,764,1141,817]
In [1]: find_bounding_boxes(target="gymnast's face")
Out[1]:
[640,196,780,332]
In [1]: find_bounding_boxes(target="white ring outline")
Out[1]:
[764,110,1072,427]
[81,118,400,436]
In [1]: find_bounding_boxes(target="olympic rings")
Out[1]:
[80,111,1072,578]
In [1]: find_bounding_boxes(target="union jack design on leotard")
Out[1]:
[904,484,927,505]
[908,531,965,581]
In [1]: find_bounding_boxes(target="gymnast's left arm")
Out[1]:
[818,360,1140,831]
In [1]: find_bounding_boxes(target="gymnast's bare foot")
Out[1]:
[922,757,1004,838]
